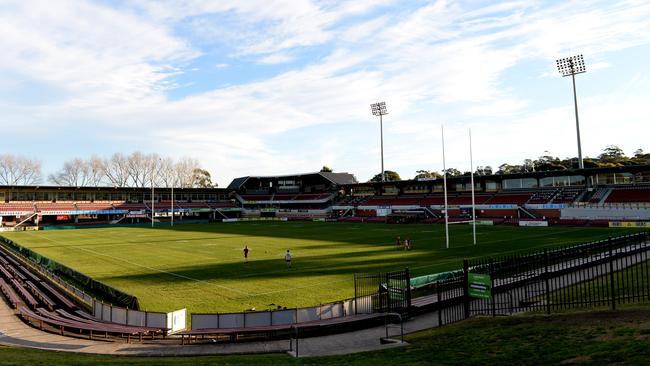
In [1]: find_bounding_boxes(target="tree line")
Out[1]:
[367,145,650,182]
[0,152,216,188]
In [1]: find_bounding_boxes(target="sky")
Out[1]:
[1,0,650,186]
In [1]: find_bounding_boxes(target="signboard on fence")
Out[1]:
[476,220,494,226]
[609,221,650,228]
[167,308,187,334]
[519,220,549,227]
[468,273,491,299]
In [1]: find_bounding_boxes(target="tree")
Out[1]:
[443,168,463,177]
[582,158,601,169]
[369,170,401,182]
[598,145,628,165]
[320,166,333,173]
[126,152,161,187]
[174,157,200,188]
[154,157,175,188]
[496,163,523,175]
[103,153,130,187]
[522,159,535,173]
[475,166,493,176]
[0,154,42,185]
[631,149,650,165]
[49,158,93,186]
[191,168,216,188]
[414,170,442,180]
[87,156,106,187]
[533,153,566,171]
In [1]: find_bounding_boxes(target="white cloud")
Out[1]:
[2,0,650,184]
[0,0,197,108]
[257,53,294,65]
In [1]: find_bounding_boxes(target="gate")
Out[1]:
[354,268,411,316]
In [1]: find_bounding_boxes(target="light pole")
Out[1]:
[171,180,175,227]
[556,54,586,169]
[370,102,388,182]
[151,167,155,228]
[441,125,449,249]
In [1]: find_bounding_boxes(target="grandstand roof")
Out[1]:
[226,172,357,190]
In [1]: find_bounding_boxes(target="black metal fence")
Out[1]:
[419,231,650,326]
[354,269,411,316]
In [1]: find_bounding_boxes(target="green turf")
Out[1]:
[0,222,636,313]
[542,260,650,309]
[1,307,649,365]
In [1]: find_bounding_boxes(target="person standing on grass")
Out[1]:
[396,236,401,248]
[285,249,292,267]
[243,245,249,263]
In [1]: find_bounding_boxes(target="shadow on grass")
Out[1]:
[99,247,425,284]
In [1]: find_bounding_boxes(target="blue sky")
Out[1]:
[1,0,650,185]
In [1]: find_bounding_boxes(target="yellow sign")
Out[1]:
[609,221,650,228]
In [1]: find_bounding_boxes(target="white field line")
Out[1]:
[23,230,364,297]
[25,232,252,298]
[33,229,380,280]
[36,230,283,261]
[18,225,605,299]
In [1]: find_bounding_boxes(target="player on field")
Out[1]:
[243,245,249,263]
[285,249,292,267]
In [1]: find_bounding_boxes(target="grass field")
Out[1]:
[0,222,636,313]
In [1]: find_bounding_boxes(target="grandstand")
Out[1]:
[0,186,238,228]
[332,164,650,225]
[226,171,356,220]
[1,165,650,228]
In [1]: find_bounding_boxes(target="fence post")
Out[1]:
[405,267,412,318]
[353,274,357,315]
[463,259,470,319]
[378,273,385,313]
[490,259,496,317]
[437,281,442,326]
[608,237,616,311]
[544,248,551,315]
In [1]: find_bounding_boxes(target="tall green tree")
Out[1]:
[414,170,442,180]
[191,168,216,188]
[631,149,650,165]
[369,170,401,182]
[598,145,629,165]
[475,166,493,176]
[443,168,463,177]
[496,163,523,175]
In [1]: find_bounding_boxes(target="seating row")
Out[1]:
[0,248,167,342]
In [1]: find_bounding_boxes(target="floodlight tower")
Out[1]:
[370,102,388,182]
[556,54,586,169]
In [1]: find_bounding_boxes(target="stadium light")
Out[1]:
[556,54,587,169]
[370,102,388,182]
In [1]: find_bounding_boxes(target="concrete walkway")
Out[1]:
[0,297,426,357]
